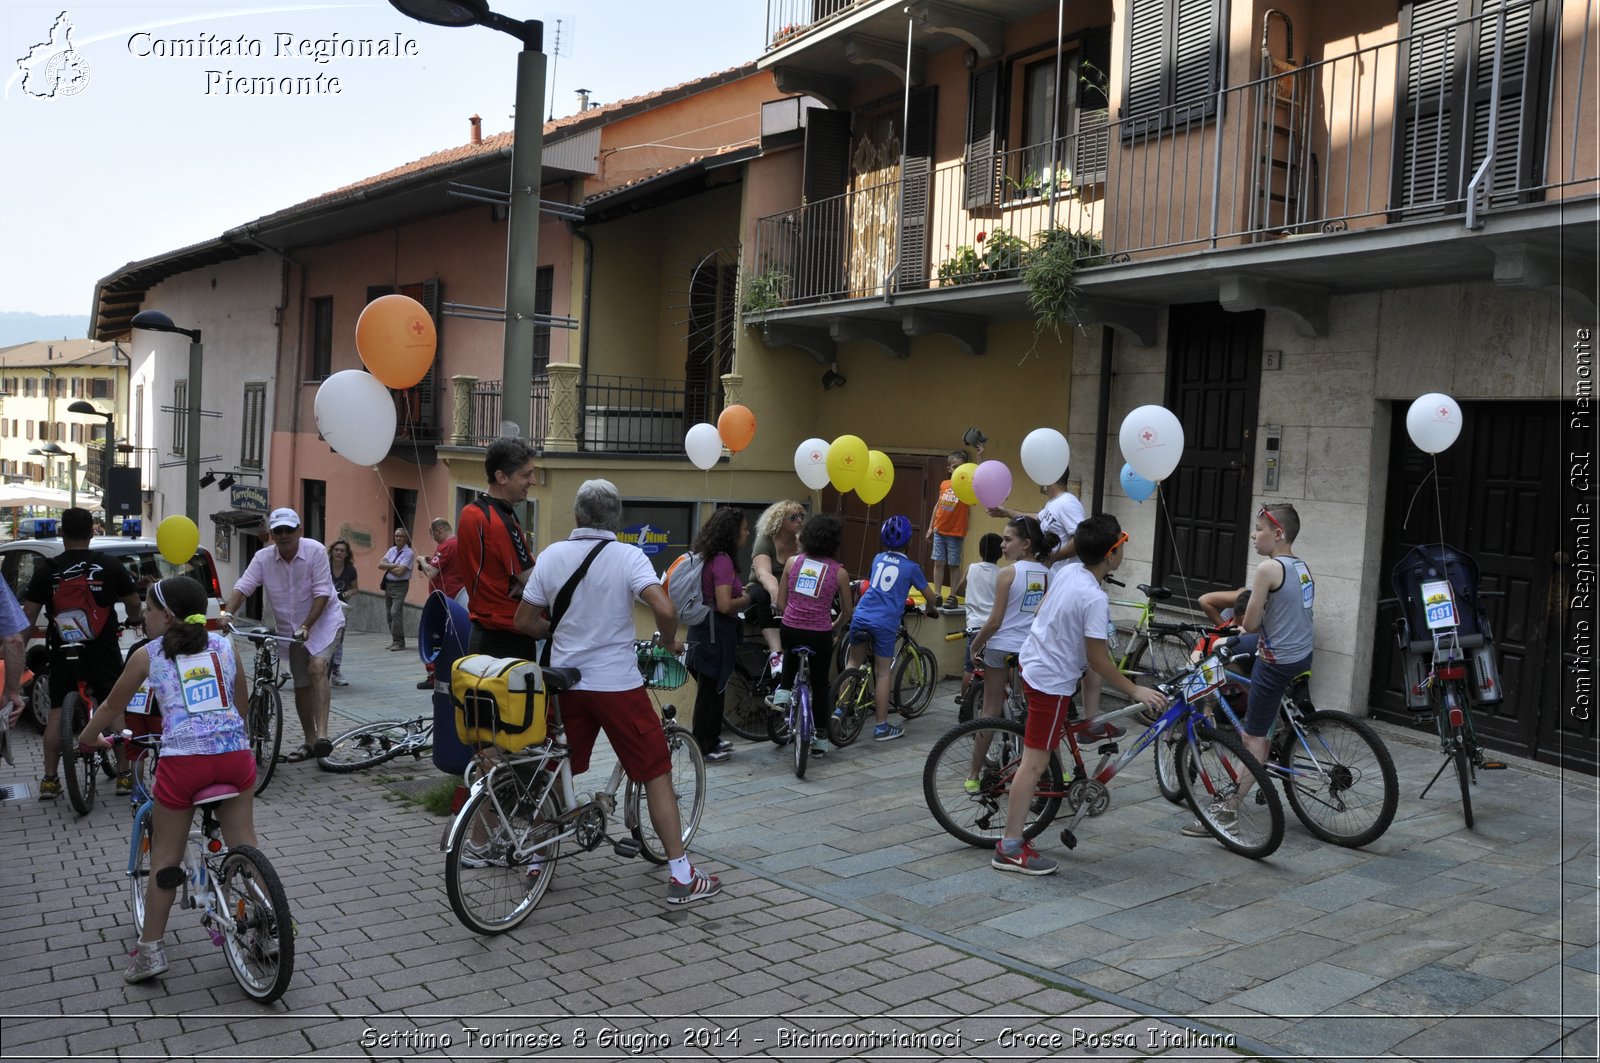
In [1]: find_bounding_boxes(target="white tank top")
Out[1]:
[990,560,1050,653]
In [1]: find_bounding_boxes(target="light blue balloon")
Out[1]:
[1120,463,1156,503]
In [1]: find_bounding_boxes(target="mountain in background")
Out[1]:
[0,312,92,346]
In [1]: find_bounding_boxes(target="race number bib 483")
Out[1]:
[175,653,228,714]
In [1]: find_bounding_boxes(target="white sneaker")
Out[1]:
[331,672,349,687]
[764,689,791,711]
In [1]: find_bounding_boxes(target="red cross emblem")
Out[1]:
[409,318,425,337]
[1140,428,1156,444]
[844,456,854,465]
[1436,405,1450,419]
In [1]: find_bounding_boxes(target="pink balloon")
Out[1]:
[972,460,1012,509]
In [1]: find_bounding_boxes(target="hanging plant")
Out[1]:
[1023,228,1104,342]
[741,267,789,317]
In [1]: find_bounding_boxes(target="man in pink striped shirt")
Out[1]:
[220,507,341,762]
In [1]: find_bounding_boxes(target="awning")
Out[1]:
[210,508,268,530]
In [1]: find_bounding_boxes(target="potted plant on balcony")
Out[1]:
[1023,227,1105,342]
[741,267,790,317]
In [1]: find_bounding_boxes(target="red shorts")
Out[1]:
[558,687,671,782]
[153,750,257,811]
[1022,682,1074,752]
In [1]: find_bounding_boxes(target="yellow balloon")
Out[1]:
[857,450,895,505]
[826,434,868,492]
[156,515,200,566]
[951,462,978,505]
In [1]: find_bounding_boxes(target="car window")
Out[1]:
[5,549,43,604]
[109,551,214,599]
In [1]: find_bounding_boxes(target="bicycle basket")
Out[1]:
[451,654,547,752]
[636,645,688,690]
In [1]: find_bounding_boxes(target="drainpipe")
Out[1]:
[567,220,594,447]
[884,9,915,304]
[1091,325,1113,514]
[1047,0,1065,230]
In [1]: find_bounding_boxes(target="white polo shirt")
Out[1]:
[1018,562,1108,697]
[521,530,657,691]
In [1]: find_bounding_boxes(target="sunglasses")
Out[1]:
[1110,530,1130,552]
[1258,507,1285,534]
[787,512,805,522]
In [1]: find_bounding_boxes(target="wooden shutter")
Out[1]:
[964,65,1000,209]
[241,382,266,469]
[1396,0,1460,210]
[1125,0,1219,132]
[799,109,852,300]
[1172,0,1221,123]
[1466,0,1545,207]
[1124,0,1167,130]
[898,87,937,293]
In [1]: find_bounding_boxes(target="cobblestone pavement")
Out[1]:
[1,627,1594,1062]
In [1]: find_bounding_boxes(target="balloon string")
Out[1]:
[1153,481,1201,613]
[1398,462,1437,534]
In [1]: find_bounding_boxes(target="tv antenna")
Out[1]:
[546,15,575,120]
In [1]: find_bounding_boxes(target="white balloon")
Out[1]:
[314,369,396,467]
[793,437,831,490]
[1118,405,1185,482]
[1019,428,1071,487]
[684,422,723,470]
[1405,393,1463,454]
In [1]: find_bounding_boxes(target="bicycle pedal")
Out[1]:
[612,836,641,859]
[1480,760,1508,770]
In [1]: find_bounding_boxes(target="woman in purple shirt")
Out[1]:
[775,514,853,758]
[684,507,749,762]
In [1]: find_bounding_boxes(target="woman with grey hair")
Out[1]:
[513,479,720,905]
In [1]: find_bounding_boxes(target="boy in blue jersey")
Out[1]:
[843,515,939,741]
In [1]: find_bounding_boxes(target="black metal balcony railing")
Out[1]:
[85,444,160,492]
[466,373,722,456]
[765,0,859,51]
[752,1,1593,306]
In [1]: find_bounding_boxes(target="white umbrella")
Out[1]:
[0,483,103,509]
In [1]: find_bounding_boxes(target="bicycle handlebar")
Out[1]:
[230,626,304,644]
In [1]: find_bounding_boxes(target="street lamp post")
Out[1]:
[387,0,545,441]
[30,443,78,508]
[68,399,114,498]
[129,310,203,523]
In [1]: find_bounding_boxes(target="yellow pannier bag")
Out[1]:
[451,654,546,752]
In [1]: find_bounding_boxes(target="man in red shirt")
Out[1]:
[456,438,538,659]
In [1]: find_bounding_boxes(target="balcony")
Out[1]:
[751,2,1597,338]
[451,368,725,457]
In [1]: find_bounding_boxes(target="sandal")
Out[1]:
[279,744,314,763]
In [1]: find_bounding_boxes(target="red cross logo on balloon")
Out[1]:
[409,318,425,338]
[1436,405,1450,420]
[1140,427,1157,445]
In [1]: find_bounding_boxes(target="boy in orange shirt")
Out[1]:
[926,448,973,604]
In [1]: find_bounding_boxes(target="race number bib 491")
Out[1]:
[175,653,228,714]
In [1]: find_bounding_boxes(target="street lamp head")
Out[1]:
[39,442,67,456]
[67,399,104,417]
[130,308,201,343]
[217,474,236,491]
[388,0,488,27]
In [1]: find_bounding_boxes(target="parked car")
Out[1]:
[0,536,223,730]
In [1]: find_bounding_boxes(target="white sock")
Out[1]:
[669,856,691,882]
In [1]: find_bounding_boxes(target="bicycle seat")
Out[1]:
[192,783,240,805]
[1137,584,1173,601]
[541,666,581,692]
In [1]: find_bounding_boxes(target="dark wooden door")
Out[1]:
[1370,400,1593,772]
[1152,303,1263,606]
[823,454,944,582]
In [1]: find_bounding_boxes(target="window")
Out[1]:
[241,382,266,469]
[302,479,326,545]
[392,487,418,540]
[22,379,34,398]
[135,385,144,449]
[173,380,188,456]
[532,266,554,375]
[90,378,112,399]
[25,421,33,441]
[54,421,64,442]
[70,378,82,398]
[308,297,334,380]
[365,280,442,441]
[1123,0,1221,134]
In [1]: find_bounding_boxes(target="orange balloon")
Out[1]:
[716,404,756,452]
[355,294,437,389]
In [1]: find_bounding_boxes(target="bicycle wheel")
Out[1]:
[317,720,415,773]
[923,718,1063,848]
[446,771,560,934]
[1126,630,1190,682]
[721,666,769,742]
[957,675,983,724]
[792,683,811,779]
[828,668,871,747]
[1277,710,1398,847]
[632,725,706,864]
[1153,726,1188,805]
[1177,723,1284,858]
[248,685,283,796]
[62,693,96,816]
[1444,683,1475,828]
[215,845,295,1004]
[894,645,938,718]
[130,805,152,936]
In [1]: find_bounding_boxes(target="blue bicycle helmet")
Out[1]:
[880,515,913,550]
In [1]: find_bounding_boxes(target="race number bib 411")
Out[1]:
[175,652,228,714]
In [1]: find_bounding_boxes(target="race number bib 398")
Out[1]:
[175,652,228,714]
[793,557,826,598]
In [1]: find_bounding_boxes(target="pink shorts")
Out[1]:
[152,750,257,811]
[1021,682,1074,752]
[557,687,671,782]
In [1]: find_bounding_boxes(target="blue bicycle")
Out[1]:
[120,734,295,1003]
